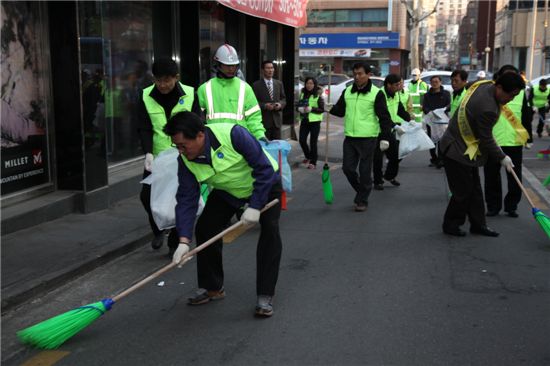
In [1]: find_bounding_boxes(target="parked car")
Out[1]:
[404,70,453,93]
[317,73,350,86]
[526,73,550,98]
[322,76,384,105]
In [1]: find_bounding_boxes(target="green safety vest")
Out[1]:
[142,82,195,156]
[381,88,401,124]
[493,90,526,147]
[449,88,466,118]
[104,88,123,118]
[299,93,323,122]
[343,85,380,138]
[532,86,550,108]
[197,77,265,140]
[180,123,278,199]
[408,80,428,122]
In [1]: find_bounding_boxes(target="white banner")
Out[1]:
[299,48,371,58]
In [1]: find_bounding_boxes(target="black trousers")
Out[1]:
[373,133,400,184]
[483,145,523,213]
[194,183,282,296]
[140,170,179,249]
[442,156,486,231]
[299,121,321,166]
[265,125,281,140]
[342,137,377,205]
[426,125,439,162]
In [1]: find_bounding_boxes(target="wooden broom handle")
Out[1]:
[509,168,536,208]
[113,198,280,302]
[324,64,332,165]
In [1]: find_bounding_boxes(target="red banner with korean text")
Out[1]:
[218,0,308,28]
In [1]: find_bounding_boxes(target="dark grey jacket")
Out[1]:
[439,83,506,167]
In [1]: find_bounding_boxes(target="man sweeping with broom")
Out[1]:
[164,111,283,317]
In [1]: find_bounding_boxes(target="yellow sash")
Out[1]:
[457,80,493,160]
[500,104,529,145]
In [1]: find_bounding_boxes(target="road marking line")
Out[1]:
[20,351,70,366]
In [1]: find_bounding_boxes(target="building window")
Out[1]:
[308,8,387,27]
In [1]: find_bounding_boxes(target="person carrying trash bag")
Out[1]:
[329,62,393,212]
[137,57,202,256]
[297,76,325,170]
[438,72,526,237]
[372,74,411,190]
[163,111,282,317]
[484,65,532,218]
[198,44,268,143]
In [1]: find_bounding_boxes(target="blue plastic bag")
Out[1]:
[260,139,292,193]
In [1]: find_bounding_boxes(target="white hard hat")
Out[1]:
[477,70,486,78]
[411,68,421,76]
[214,44,240,65]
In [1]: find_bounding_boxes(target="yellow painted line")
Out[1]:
[525,187,549,209]
[20,350,70,366]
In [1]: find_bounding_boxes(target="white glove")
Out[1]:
[394,126,406,136]
[304,106,312,113]
[525,142,533,149]
[144,153,154,172]
[379,140,390,152]
[297,107,305,114]
[500,156,515,173]
[408,120,417,126]
[533,107,538,113]
[172,243,190,266]
[241,207,260,225]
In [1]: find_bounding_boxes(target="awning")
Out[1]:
[217,0,308,28]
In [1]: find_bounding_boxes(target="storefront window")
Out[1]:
[199,2,225,83]
[1,2,52,196]
[79,1,154,164]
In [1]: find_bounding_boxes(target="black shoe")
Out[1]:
[373,183,384,191]
[470,226,499,237]
[429,158,438,167]
[151,234,164,250]
[486,210,499,217]
[505,210,519,218]
[166,246,177,259]
[538,132,543,138]
[443,227,467,237]
[385,178,400,186]
[435,161,444,169]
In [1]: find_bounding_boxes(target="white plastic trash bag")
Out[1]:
[260,140,292,192]
[398,121,436,159]
[141,148,204,230]
[423,107,449,143]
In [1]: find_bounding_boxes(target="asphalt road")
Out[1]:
[3,118,550,366]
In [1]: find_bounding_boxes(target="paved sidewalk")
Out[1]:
[2,119,548,315]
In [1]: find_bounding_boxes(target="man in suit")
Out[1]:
[438,72,525,237]
[252,61,287,140]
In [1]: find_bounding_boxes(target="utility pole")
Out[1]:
[543,0,548,75]
[485,1,491,72]
[529,0,539,80]
[401,0,441,70]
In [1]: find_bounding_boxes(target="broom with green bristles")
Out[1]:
[322,64,334,204]
[17,199,279,349]
[509,169,550,239]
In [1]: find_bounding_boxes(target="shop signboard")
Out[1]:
[1,2,50,195]
[218,0,308,28]
[299,32,400,49]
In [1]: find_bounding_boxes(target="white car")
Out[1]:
[525,74,550,98]
[404,70,453,93]
[322,76,384,105]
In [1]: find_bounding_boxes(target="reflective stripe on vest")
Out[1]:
[532,86,550,108]
[343,85,380,137]
[180,123,278,199]
[299,93,323,122]
[493,90,529,146]
[143,82,195,156]
[205,79,252,121]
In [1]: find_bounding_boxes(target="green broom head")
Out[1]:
[543,174,550,187]
[17,298,114,349]
[322,163,334,204]
[532,208,550,239]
